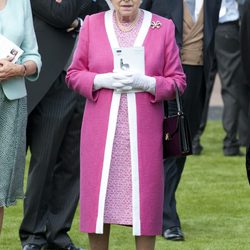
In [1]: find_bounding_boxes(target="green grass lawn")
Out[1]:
[1,121,250,250]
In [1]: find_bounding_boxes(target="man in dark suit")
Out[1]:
[240,0,250,83]
[141,0,221,241]
[193,0,249,156]
[240,0,250,183]
[19,1,108,250]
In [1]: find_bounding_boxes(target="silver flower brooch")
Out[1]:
[151,21,162,29]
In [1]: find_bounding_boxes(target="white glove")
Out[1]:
[117,72,156,94]
[93,72,132,91]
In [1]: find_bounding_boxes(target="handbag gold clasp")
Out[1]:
[165,133,172,141]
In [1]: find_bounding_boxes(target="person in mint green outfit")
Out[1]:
[0,0,41,234]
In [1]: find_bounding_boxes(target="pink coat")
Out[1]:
[66,10,186,236]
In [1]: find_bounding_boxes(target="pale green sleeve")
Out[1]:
[20,0,42,81]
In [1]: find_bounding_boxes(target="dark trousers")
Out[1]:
[192,59,217,148]
[163,65,205,231]
[237,83,250,147]
[193,22,249,152]
[19,72,84,247]
[246,101,250,182]
[216,21,248,153]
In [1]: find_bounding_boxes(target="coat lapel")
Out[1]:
[134,10,152,47]
[127,10,152,235]
[166,0,183,47]
[203,0,212,51]
[96,10,121,234]
[105,10,119,48]
[203,0,221,51]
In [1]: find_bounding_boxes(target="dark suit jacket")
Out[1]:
[240,0,250,184]
[141,0,221,86]
[240,0,250,84]
[26,0,108,113]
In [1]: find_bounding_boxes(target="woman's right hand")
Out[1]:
[0,59,24,82]
[93,72,132,91]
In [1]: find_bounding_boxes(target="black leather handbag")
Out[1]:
[163,84,192,158]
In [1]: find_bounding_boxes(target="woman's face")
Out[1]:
[112,0,141,19]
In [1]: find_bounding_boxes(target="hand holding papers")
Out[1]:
[0,34,23,63]
[113,47,155,94]
[94,72,132,91]
[113,47,145,74]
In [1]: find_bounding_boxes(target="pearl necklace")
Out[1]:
[115,10,140,33]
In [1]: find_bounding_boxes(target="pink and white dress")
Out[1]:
[104,11,144,226]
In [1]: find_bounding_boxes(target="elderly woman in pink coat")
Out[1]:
[66,0,186,249]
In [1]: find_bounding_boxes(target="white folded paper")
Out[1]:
[113,47,145,74]
[0,34,23,63]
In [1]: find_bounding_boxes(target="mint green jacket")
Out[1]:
[0,0,42,100]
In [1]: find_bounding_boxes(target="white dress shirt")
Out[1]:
[219,0,239,23]
[184,0,204,22]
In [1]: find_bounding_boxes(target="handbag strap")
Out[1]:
[163,82,184,117]
[174,82,184,116]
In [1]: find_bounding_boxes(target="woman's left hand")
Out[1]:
[0,58,23,82]
[115,72,156,94]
